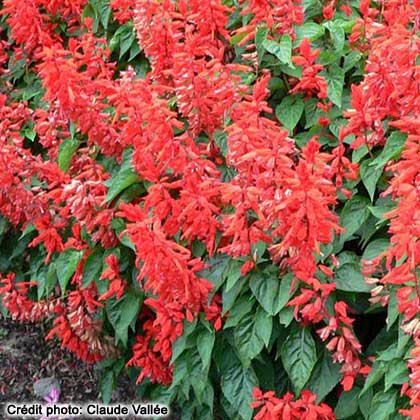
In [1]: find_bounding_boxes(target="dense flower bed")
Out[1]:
[0,0,419,418]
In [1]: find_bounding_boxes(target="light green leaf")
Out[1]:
[368,390,397,420]
[324,64,345,107]
[294,23,325,45]
[105,149,139,203]
[58,137,80,172]
[263,36,294,67]
[325,21,345,53]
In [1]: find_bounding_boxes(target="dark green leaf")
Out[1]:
[360,361,386,396]
[281,327,317,393]
[335,262,372,292]
[371,131,407,169]
[249,270,292,315]
[334,386,361,419]
[99,369,114,404]
[360,158,383,202]
[384,359,408,391]
[82,247,104,288]
[234,309,265,364]
[340,195,370,242]
[256,26,268,66]
[307,351,341,403]
[56,249,84,295]
[220,348,258,420]
[275,95,304,133]
[197,329,215,370]
[106,293,141,347]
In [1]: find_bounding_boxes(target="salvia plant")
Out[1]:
[0,0,419,418]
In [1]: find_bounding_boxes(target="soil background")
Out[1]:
[0,316,144,419]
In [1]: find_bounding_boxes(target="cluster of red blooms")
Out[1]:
[0,274,55,322]
[344,1,420,418]
[0,0,375,411]
[251,387,336,420]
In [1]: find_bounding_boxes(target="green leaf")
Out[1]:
[325,21,345,53]
[82,247,104,288]
[362,238,389,261]
[386,288,398,330]
[58,137,80,172]
[99,369,114,404]
[56,249,84,295]
[371,131,407,169]
[197,329,215,370]
[359,387,373,419]
[307,351,341,403]
[334,386,361,419]
[275,95,304,133]
[262,36,294,67]
[368,390,397,420]
[225,259,243,292]
[106,293,141,347]
[368,202,395,222]
[340,195,371,242]
[220,348,258,420]
[360,361,386,396]
[384,359,408,391]
[223,295,254,328]
[249,270,292,315]
[255,307,273,348]
[119,25,136,58]
[279,34,293,66]
[344,50,362,72]
[335,262,372,293]
[105,148,139,203]
[294,23,325,45]
[98,0,111,29]
[234,309,265,364]
[281,327,317,393]
[360,158,383,202]
[256,26,268,66]
[324,64,345,107]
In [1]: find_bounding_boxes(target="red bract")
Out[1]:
[251,387,336,420]
[2,0,418,417]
